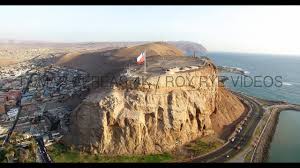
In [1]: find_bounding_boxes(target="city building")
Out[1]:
[7,90,21,101]
[7,107,19,120]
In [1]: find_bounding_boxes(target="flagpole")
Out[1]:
[144,50,147,73]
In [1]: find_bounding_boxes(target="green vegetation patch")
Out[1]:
[0,134,36,163]
[47,143,173,163]
[184,139,222,156]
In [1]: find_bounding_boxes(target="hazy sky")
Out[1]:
[1,6,300,56]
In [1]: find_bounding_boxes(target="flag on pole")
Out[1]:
[136,51,146,65]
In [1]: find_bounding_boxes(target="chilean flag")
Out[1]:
[136,51,146,65]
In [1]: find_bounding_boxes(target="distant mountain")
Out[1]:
[0,40,208,56]
[168,41,207,56]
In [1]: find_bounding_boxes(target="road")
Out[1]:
[190,91,264,163]
[2,72,38,145]
[34,136,53,163]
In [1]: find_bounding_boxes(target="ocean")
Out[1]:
[207,52,300,162]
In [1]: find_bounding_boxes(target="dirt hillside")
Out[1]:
[114,42,184,57]
[0,58,18,66]
[56,42,184,76]
[210,86,246,139]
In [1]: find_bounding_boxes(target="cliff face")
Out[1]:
[210,86,246,139]
[64,63,224,155]
[62,42,245,155]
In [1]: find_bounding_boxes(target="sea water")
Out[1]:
[207,52,300,162]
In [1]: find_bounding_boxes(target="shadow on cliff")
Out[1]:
[210,87,247,140]
[55,49,135,76]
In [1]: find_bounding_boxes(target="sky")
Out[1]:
[1,6,300,56]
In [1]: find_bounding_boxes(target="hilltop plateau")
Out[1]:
[58,42,245,155]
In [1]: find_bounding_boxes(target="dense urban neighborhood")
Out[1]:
[0,49,91,162]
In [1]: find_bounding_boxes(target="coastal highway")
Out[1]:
[190,91,264,163]
[34,136,53,163]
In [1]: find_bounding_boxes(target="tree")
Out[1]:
[0,149,6,162]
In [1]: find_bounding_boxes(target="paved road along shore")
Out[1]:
[190,91,264,163]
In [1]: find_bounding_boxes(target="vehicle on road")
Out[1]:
[190,91,264,163]
[235,146,241,150]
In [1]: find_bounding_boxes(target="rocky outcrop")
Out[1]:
[64,62,225,155]
[62,42,244,155]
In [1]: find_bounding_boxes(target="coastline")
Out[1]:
[251,105,300,162]
[251,107,279,162]
[219,69,300,163]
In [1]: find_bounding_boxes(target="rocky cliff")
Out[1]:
[62,43,245,155]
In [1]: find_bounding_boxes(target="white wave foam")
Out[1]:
[289,82,300,85]
[244,71,250,74]
[283,82,292,86]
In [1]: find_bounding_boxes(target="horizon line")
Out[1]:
[1,38,300,57]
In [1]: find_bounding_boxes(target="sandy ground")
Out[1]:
[0,58,18,66]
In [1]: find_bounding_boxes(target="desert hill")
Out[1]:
[114,42,184,57]
[56,42,184,76]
